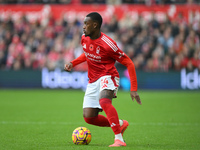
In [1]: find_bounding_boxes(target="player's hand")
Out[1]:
[64,63,73,72]
[130,91,142,105]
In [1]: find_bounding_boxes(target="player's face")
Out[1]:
[83,17,96,36]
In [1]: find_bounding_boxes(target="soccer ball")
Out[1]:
[72,127,92,145]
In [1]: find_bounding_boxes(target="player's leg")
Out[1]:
[99,89,126,147]
[83,105,129,132]
[99,76,127,147]
[83,79,110,127]
[82,75,128,144]
[83,107,110,127]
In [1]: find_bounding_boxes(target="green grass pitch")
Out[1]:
[0,89,200,150]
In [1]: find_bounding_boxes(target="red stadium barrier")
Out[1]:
[0,4,200,23]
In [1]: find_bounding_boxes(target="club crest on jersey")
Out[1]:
[96,46,100,54]
[89,44,94,51]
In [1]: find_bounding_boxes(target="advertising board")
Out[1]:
[0,68,199,90]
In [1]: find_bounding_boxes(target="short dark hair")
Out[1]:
[86,12,102,28]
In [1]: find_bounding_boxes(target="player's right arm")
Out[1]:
[64,53,86,72]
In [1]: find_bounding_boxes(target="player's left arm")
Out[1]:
[111,48,142,105]
[119,54,142,105]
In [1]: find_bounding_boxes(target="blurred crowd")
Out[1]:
[107,12,200,72]
[0,9,200,72]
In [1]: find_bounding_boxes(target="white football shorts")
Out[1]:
[83,75,119,109]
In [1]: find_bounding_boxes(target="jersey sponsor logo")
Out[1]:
[101,35,118,52]
[82,43,86,49]
[87,57,101,62]
[84,52,101,62]
[84,52,101,59]
[89,44,94,51]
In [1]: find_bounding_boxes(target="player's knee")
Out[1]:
[83,108,99,118]
[83,111,87,118]
[83,112,93,118]
[84,117,95,125]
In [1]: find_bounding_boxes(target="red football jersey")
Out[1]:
[71,32,138,91]
[81,32,125,83]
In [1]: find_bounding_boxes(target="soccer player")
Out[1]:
[64,12,141,147]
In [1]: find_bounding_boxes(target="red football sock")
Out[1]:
[84,115,110,127]
[99,98,121,135]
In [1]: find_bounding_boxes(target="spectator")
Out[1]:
[185,29,199,57]
[158,27,174,53]
[190,48,200,70]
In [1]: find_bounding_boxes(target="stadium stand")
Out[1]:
[0,1,199,71]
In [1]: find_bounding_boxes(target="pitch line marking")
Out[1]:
[0,121,199,126]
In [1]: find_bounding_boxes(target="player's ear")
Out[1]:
[93,22,98,29]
